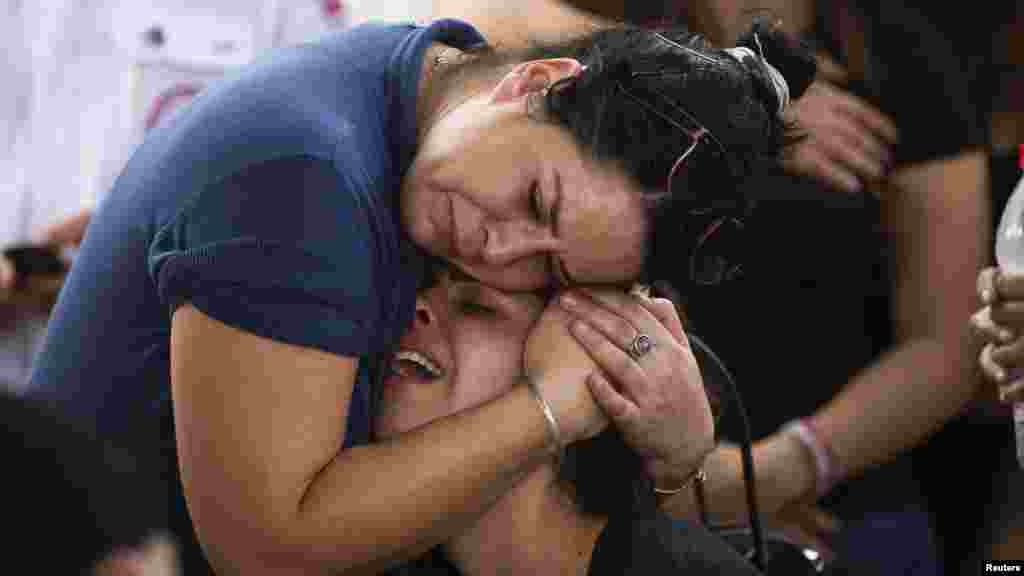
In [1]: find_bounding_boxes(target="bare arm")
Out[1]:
[812,150,988,476]
[171,305,554,575]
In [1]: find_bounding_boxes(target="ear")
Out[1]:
[490,58,584,104]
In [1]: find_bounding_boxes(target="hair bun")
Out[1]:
[736,17,816,106]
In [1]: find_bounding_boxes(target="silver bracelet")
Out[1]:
[525,376,563,462]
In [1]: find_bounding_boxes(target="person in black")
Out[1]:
[659,2,994,575]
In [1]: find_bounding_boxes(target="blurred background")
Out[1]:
[2,1,1022,573]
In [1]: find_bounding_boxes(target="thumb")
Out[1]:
[39,209,92,246]
[0,257,14,292]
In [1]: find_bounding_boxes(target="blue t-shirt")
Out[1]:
[29,18,485,572]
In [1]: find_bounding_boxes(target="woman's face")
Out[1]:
[403,59,649,292]
[375,268,546,439]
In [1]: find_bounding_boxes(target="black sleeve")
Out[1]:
[852,3,991,165]
[588,512,762,575]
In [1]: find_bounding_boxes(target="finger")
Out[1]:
[995,271,1024,301]
[39,209,92,246]
[989,301,1024,333]
[981,343,1009,384]
[634,297,687,346]
[818,131,885,183]
[1000,379,1024,404]
[833,91,900,144]
[0,257,14,293]
[570,319,650,398]
[581,288,663,334]
[588,371,639,423]
[978,267,1000,304]
[790,144,861,193]
[832,119,892,168]
[990,339,1024,371]
[571,288,674,351]
[559,291,640,353]
[970,307,1015,345]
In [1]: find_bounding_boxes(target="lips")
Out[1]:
[386,347,445,385]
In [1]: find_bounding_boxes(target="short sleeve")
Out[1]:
[148,155,382,358]
[862,5,990,165]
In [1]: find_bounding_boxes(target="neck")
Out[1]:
[416,44,505,146]
[447,464,607,576]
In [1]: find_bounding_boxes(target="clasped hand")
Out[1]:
[971,267,1024,403]
[523,287,714,484]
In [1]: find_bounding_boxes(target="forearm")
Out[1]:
[243,384,550,574]
[811,334,977,478]
[814,150,988,481]
[660,339,973,524]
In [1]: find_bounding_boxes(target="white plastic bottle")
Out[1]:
[994,173,1024,468]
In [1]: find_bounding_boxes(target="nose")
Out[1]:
[481,220,564,265]
[413,294,436,330]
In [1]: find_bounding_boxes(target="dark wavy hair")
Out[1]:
[442,17,814,291]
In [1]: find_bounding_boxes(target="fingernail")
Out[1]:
[1003,379,1024,399]
[560,293,578,310]
[982,288,995,305]
[996,367,1008,383]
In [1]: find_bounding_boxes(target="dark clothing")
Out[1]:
[28,19,485,574]
[1,392,167,573]
[689,3,994,574]
[588,514,761,575]
[815,2,991,164]
[388,513,760,575]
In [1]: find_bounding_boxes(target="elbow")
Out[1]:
[187,490,323,575]
[190,493,391,576]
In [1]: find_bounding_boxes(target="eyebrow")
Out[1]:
[448,266,478,285]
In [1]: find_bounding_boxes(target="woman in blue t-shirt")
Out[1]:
[30,17,813,574]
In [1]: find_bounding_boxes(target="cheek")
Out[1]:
[452,329,524,409]
[375,384,451,439]
[400,178,432,246]
[575,205,647,282]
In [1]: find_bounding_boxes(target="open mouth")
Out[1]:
[390,349,444,380]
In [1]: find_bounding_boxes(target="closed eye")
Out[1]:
[458,300,497,316]
[529,181,545,222]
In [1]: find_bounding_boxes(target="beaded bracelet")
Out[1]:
[782,418,845,498]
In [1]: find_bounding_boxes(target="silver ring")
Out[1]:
[630,333,654,359]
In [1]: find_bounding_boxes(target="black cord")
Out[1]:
[686,331,767,572]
